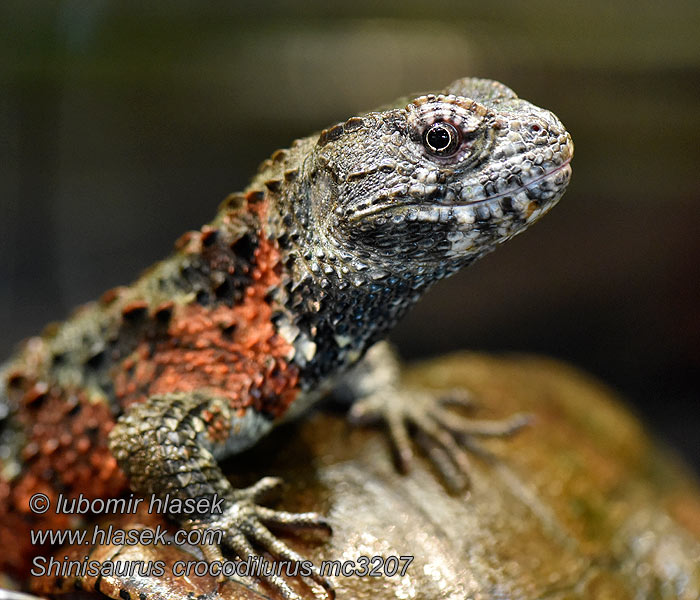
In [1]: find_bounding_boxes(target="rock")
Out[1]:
[28,354,700,599]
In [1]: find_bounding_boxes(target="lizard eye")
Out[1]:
[423,122,461,157]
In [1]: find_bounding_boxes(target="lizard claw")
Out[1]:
[438,387,478,409]
[188,478,333,600]
[232,476,284,502]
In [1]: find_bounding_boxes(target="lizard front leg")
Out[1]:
[108,392,333,600]
[339,342,531,491]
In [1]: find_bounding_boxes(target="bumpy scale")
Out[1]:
[0,78,573,600]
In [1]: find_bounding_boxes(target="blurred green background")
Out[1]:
[1,1,698,470]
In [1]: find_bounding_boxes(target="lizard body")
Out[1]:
[0,78,572,599]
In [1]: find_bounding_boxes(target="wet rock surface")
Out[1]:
[28,353,700,599]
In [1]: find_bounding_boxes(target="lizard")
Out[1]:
[0,77,573,600]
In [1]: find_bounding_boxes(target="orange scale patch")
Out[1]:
[115,223,300,425]
[0,383,128,576]
[17,386,127,499]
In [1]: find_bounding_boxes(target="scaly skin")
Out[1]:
[0,78,573,599]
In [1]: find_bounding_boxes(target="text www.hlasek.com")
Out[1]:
[30,523,222,548]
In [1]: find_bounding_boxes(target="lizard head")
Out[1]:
[306,77,573,281]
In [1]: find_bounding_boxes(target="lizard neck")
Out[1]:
[261,180,441,389]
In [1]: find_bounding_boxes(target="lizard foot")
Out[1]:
[349,386,531,491]
[188,477,334,600]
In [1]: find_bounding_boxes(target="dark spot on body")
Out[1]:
[121,302,149,322]
[154,302,174,323]
[200,228,219,247]
[276,232,291,250]
[214,278,233,302]
[246,190,265,204]
[24,384,49,408]
[7,372,26,389]
[195,290,210,306]
[231,234,257,262]
[264,179,281,193]
[67,401,82,416]
[86,350,105,370]
[85,425,100,438]
[220,323,236,338]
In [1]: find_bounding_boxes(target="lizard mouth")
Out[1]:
[348,157,572,223]
[464,157,572,206]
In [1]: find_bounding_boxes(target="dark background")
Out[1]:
[1,2,698,472]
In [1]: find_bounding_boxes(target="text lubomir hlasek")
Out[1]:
[52,493,224,515]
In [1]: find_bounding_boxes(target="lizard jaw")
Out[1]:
[347,156,572,226]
